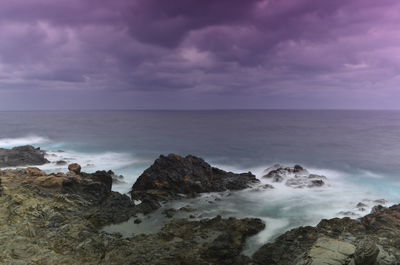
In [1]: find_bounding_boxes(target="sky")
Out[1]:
[0,0,400,110]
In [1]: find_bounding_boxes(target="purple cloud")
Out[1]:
[0,0,399,109]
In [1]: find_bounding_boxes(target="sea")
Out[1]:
[1,110,399,254]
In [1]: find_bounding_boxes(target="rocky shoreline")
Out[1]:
[0,146,399,264]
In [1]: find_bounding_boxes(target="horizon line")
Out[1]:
[1,108,400,112]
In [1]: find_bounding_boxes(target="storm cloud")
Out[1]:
[0,0,399,109]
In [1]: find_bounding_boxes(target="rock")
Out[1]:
[55,160,67,165]
[253,226,320,265]
[68,163,81,174]
[134,218,142,224]
[131,154,259,207]
[337,211,358,217]
[106,170,125,184]
[354,237,380,265]
[300,237,356,265]
[373,199,388,205]
[370,204,386,214]
[0,145,49,168]
[89,191,136,226]
[262,184,274,189]
[253,204,400,265]
[263,165,326,188]
[356,202,367,208]
[63,170,113,203]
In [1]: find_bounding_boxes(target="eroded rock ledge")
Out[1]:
[253,204,400,265]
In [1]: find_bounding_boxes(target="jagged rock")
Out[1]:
[68,163,81,174]
[63,170,113,203]
[131,154,259,209]
[0,145,49,168]
[354,237,379,265]
[263,165,326,188]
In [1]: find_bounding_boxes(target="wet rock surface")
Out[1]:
[0,145,49,168]
[0,164,265,265]
[131,154,259,210]
[263,164,327,188]
[1,152,400,265]
[253,205,400,265]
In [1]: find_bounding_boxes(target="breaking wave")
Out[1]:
[0,135,50,148]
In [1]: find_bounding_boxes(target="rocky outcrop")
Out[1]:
[263,164,327,188]
[0,167,265,265]
[0,166,136,225]
[0,145,49,167]
[131,154,259,206]
[253,205,400,265]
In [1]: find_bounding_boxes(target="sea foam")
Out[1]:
[0,135,49,148]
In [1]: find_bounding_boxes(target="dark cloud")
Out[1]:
[0,0,399,109]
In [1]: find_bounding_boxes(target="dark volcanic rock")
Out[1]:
[131,154,259,205]
[0,145,49,168]
[62,170,114,203]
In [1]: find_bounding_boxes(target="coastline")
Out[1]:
[0,146,399,264]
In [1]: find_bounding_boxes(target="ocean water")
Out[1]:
[1,110,400,253]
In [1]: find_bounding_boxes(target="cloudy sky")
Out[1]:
[0,0,399,110]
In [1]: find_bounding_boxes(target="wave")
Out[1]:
[42,150,136,171]
[0,135,50,148]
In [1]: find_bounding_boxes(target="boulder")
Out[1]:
[68,163,81,174]
[0,145,49,168]
[131,154,259,205]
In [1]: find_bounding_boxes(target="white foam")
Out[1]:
[42,150,136,172]
[0,135,50,148]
